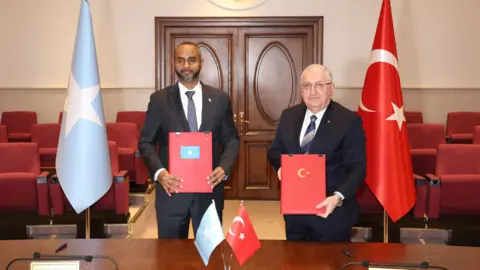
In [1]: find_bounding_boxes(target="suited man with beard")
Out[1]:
[138,41,239,239]
[268,64,367,242]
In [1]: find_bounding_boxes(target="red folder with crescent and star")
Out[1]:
[280,154,326,214]
[168,132,212,193]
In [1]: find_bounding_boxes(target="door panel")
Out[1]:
[162,28,237,96]
[237,27,316,199]
[157,26,240,198]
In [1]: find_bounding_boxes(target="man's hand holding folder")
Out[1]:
[157,170,183,197]
[207,166,226,188]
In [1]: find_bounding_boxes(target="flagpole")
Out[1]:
[383,210,388,243]
[85,207,91,239]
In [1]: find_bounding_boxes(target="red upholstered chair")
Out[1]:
[0,125,7,143]
[30,124,61,169]
[49,141,130,217]
[355,174,428,242]
[426,144,480,245]
[0,143,51,238]
[407,123,446,175]
[116,111,146,136]
[426,144,480,219]
[473,126,480,144]
[446,112,480,144]
[1,111,37,142]
[106,122,148,189]
[405,111,423,124]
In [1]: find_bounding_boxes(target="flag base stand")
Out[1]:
[85,207,91,239]
[220,242,233,270]
[383,210,388,243]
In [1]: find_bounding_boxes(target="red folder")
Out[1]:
[168,132,212,193]
[280,154,326,214]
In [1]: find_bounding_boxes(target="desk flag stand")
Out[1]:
[220,242,233,270]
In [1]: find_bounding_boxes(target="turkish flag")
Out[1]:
[357,0,416,222]
[225,203,261,266]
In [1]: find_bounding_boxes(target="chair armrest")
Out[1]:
[114,170,130,215]
[414,174,428,186]
[135,150,148,185]
[36,171,52,216]
[413,174,428,219]
[425,174,441,219]
[48,174,65,215]
[114,170,129,183]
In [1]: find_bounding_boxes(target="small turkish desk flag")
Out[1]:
[225,202,261,266]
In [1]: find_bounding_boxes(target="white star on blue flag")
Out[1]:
[55,0,112,214]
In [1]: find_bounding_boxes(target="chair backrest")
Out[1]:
[1,111,37,133]
[405,111,423,123]
[0,125,7,143]
[446,112,480,135]
[106,122,138,149]
[58,112,63,124]
[31,123,61,148]
[108,141,119,174]
[0,143,40,174]
[356,183,383,214]
[407,123,445,149]
[116,111,146,134]
[473,126,480,144]
[436,144,480,175]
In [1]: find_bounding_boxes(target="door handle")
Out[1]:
[239,112,250,123]
[239,112,249,134]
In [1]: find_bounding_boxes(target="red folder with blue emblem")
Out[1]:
[169,132,213,193]
[280,154,326,214]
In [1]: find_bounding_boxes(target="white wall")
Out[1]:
[0,0,479,123]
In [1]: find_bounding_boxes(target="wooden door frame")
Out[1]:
[155,17,323,91]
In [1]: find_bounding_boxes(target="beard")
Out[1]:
[175,68,201,82]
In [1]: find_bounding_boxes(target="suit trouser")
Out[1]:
[284,206,356,242]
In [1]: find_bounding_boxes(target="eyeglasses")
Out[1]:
[300,82,333,91]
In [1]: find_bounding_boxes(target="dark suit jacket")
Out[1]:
[268,101,366,226]
[138,82,239,213]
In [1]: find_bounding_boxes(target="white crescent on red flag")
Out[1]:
[357,0,416,222]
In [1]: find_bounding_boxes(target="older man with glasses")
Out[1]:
[268,64,367,242]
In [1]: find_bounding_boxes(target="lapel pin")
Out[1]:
[327,120,331,124]
[208,98,212,102]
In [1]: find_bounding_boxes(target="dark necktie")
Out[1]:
[300,115,317,153]
[185,91,198,132]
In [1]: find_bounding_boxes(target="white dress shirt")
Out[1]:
[153,81,203,182]
[298,106,345,201]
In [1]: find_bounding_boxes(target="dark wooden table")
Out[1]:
[1,239,479,269]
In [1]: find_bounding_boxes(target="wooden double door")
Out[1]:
[155,17,323,200]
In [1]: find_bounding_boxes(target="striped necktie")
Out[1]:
[185,91,198,132]
[300,115,317,153]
